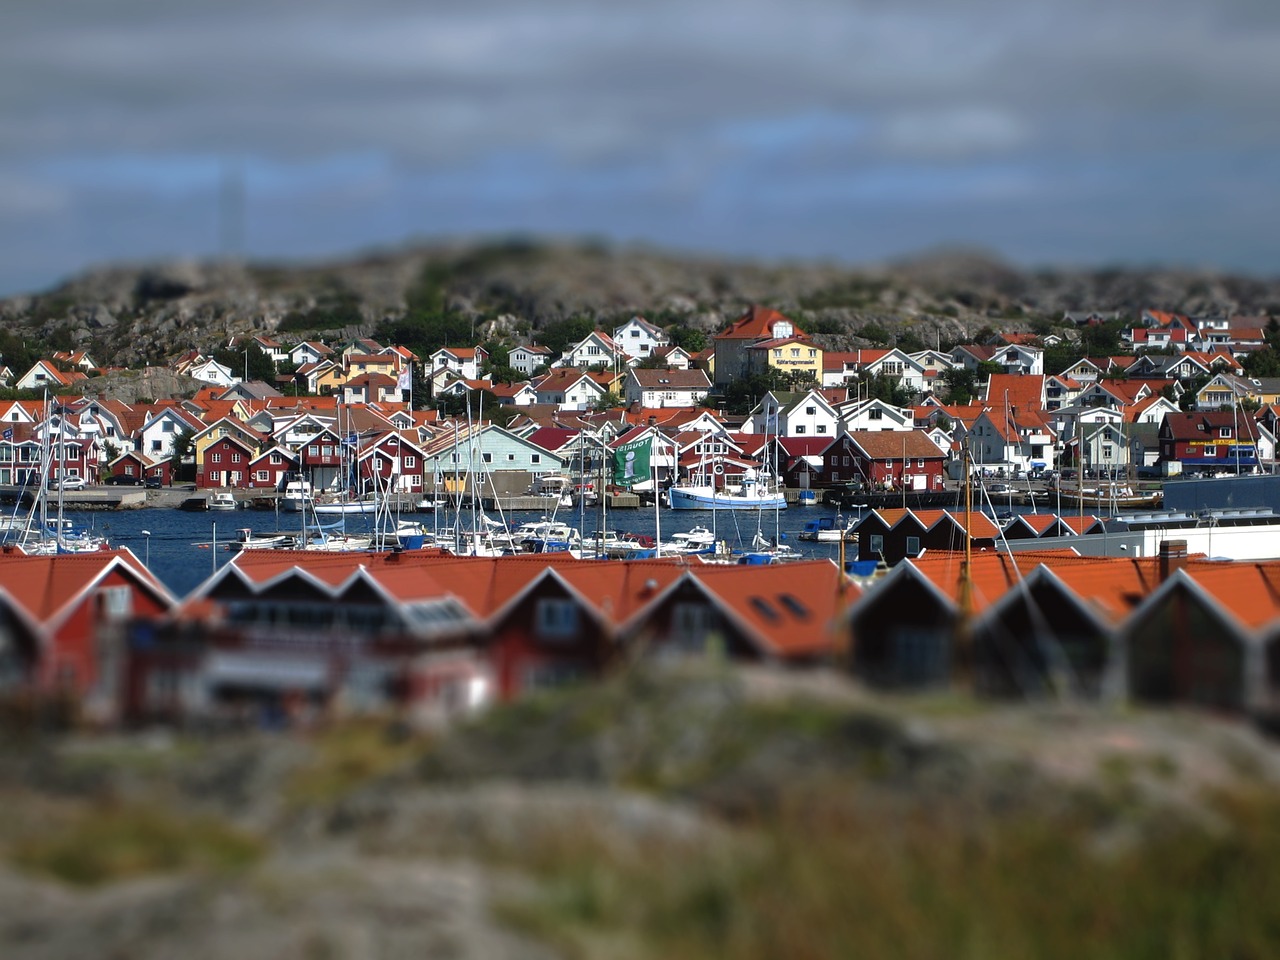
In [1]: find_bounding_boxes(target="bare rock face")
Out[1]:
[1,242,1276,368]
[70,368,205,404]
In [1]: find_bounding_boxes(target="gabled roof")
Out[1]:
[715,305,804,341]
[0,549,174,628]
[627,368,711,389]
[984,373,1045,411]
[846,431,946,460]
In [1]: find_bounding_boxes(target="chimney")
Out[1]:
[1158,539,1188,581]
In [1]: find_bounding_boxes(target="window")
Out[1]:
[869,408,883,420]
[1203,445,1217,458]
[672,602,714,642]
[405,456,416,468]
[869,534,884,555]
[535,598,579,640]
[906,536,921,556]
[162,420,175,433]
[208,470,221,484]
[806,406,816,415]
[808,349,816,358]
[843,456,850,466]
[482,452,492,464]
[531,454,541,464]
[917,458,925,467]
[795,425,806,434]
[151,440,162,451]
[1220,428,1231,438]
[99,586,132,619]
[231,453,242,464]
[256,470,269,481]
[773,349,782,358]
[211,453,222,464]
[817,424,827,434]
[831,471,840,481]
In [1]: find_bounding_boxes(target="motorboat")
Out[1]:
[228,527,292,551]
[208,491,239,511]
[798,515,857,542]
[280,479,313,512]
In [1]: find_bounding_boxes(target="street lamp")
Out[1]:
[140,529,151,567]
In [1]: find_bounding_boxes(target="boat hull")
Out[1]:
[668,486,787,511]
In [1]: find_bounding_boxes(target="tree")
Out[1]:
[170,427,196,482]
[1243,347,1280,379]
[666,324,706,354]
[713,369,790,416]
[859,322,890,345]
[940,367,978,404]
[213,342,275,382]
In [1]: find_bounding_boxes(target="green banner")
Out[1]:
[612,435,652,487]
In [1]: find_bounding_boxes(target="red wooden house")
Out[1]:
[246,445,300,490]
[197,434,258,489]
[0,549,174,713]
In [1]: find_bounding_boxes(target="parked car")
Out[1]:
[50,475,86,491]
[104,474,144,486]
[144,475,163,489]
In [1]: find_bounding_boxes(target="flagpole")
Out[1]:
[652,429,662,556]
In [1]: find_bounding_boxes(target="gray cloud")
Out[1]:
[1,0,1278,294]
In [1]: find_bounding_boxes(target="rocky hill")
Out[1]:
[3,665,1280,959]
[3,240,1278,368]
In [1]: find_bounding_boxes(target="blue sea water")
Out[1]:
[24,501,880,598]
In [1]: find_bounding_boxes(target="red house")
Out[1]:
[246,446,299,490]
[0,549,174,713]
[198,435,257,489]
[824,431,948,491]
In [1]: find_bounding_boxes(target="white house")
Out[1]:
[836,397,916,433]
[188,358,239,387]
[288,341,334,367]
[429,346,488,382]
[612,316,670,361]
[651,345,693,370]
[14,360,79,392]
[991,343,1044,376]
[557,331,626,370]
[509,344,554,376]
[533,368,614,411]
[137,407,204,460]
[622,368,711,409]
[744,388,841,439]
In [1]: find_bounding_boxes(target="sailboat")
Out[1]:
[9,397,107,554]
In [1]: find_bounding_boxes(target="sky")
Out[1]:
[2,0,1278,297]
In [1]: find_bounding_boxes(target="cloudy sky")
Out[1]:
[2,0,1277,296]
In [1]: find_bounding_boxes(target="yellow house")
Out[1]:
[748,336,823,384]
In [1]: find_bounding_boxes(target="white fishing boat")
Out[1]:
[668,461,787,511]
[208,491,239,511]
[281,478,314,512]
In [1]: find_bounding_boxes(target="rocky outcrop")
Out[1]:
[1,242,1276,368]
